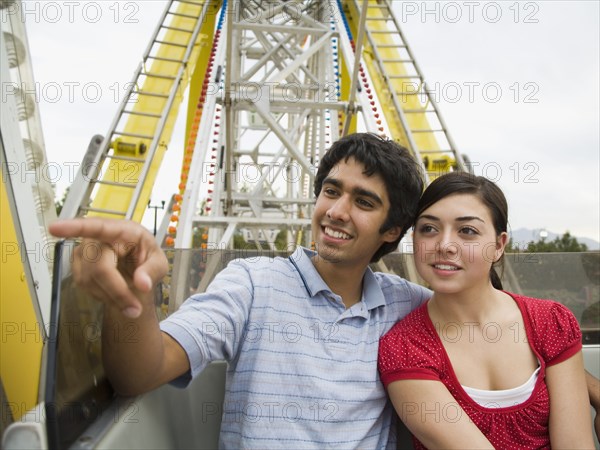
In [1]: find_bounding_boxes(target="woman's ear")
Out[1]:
[495,232,509,261]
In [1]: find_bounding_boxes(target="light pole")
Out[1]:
[148,199,165,236]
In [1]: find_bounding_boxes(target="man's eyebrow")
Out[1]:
[353,187,383,206]
[323,177,341,189]
[322,177,383,206]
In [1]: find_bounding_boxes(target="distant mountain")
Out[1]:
[509,228,599,251]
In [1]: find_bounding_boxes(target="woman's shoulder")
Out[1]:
[378,301,445,380]
[383,302,431,340]
[506,292,582,364]
[507,292,577,324]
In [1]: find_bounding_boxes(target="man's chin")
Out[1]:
[313,242,342,263]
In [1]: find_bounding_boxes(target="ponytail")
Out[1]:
[490,267,503,290]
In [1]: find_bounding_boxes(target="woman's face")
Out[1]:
[413,193,507,296]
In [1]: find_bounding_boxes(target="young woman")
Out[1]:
[378,171,595,449]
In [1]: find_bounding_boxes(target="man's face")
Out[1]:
[311,157,400,268]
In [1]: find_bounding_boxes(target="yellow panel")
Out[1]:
[90,1,221,223]
[0,170,43,419]
[343,1,439,153]
[186,2,221,144]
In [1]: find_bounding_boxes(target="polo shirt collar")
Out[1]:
[289,247,386,311]
[361,267,386,310]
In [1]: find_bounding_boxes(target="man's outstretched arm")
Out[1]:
[49,218,189,396]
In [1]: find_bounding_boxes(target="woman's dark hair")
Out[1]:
[415,171,508,289]
[314,133,424,262]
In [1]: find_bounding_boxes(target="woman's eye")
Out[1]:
[460,227,478,235]
[418,224,435,233]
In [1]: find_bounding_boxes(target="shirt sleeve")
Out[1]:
[378,310,442,388]
[528,299,583,367]
[406,281,432,311]
[160,259,255,387]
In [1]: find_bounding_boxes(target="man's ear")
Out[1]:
[383,226,402,243]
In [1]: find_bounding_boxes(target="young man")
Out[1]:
[49,133,431,448]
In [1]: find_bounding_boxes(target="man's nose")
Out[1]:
[326,196,351,222]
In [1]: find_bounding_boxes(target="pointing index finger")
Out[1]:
[50,218,168,291]
[49,218,148,245]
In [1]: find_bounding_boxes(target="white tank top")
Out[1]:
[462,367,540,408]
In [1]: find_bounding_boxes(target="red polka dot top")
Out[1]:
[378,293,582,449]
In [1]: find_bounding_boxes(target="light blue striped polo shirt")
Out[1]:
[160,247,430,449]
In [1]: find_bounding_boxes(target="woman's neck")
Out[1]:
[428,283,508,325]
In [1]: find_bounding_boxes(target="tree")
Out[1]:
[505,238,519,252]
[526,231,588,253]
[55,187,70,216]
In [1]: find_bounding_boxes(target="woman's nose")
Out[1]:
[437,231,459,256]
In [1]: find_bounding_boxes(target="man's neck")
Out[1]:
[311,257,366,309]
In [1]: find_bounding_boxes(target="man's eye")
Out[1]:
[357,198,373,208]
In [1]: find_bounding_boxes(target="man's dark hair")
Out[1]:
[314,133,424,262]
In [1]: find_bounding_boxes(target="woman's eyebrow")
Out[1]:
[416,214,485,223]
[456,216,485,223]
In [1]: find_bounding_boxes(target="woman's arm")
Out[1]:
[585,369,600,441]
[546,351,595,449]
[387,379,493,449]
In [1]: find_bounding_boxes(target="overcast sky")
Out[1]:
[16,0,600,242]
